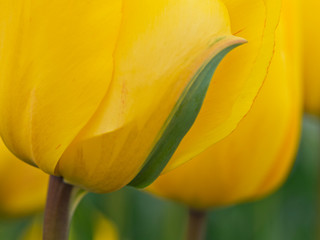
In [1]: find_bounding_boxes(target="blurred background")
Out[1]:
[0,115,319,240]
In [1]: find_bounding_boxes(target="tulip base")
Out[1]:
[187,209,207,240]
[43,175,86,240]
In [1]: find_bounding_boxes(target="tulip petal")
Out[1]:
[163,0,282,172]
[57,0,235,192]
[301,0,320,115]
[0,0,122,172]
[254,0,302,198]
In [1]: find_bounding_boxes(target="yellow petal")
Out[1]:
[57,0,235,192]
[164,0,282,172]
[301,0,320,115]
[147,0,302,208]
[0,0,122,172]
[255,0,302,197]
[0,138,47,216]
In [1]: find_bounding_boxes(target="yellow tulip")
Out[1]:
[148,0,302,209]
[0,138,47,217]
[302,0,320,115]
[0,0,279,193]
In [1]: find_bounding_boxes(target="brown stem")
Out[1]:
[187,209,207,240]
[43,175,76,240]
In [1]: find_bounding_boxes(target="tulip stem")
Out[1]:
[187,208,207,240]
[43,175,86,240]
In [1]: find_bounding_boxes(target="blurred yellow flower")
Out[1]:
[93,215,119,240]
[20,217,42,240]
[0,139,47,217]
[0,0,278,193]
[301,0,320,115]
[21,214,118,240]
[147,0,302,209]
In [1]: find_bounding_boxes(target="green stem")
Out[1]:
[187,208,207,240]
[43,175,86,240]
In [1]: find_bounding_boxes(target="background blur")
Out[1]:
[0,116,319,240]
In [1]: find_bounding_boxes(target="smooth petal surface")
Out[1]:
[0,0,122,172]
[301,0,320,115]
[164,0,282,171]
[148,0,302,208]
[57,0,236,192]
[0,138,47,216]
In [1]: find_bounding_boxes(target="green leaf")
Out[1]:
[129,37,245,188]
